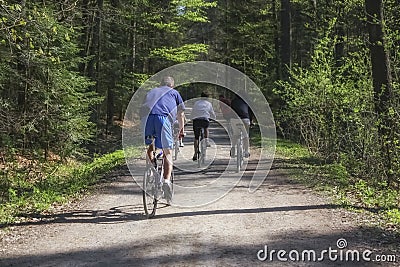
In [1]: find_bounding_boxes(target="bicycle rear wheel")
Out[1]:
[143,168,158,218]
[197,129,204,168]
[200,138,206,165]
[197,150,202,168]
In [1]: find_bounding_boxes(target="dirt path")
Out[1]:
[1,122,399,266]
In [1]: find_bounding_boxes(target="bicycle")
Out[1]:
[142,136,174,218]
[196,127,207,168]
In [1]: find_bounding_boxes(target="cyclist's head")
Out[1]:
[160,76,174,87]
[201,91,209,98]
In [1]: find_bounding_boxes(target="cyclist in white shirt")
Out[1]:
[190,92,216,161]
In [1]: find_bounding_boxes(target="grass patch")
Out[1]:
[0,149,139,225]
[271,138,400,231]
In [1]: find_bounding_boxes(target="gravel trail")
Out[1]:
[1,122,398,266]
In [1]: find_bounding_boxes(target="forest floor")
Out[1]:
[0,122,399,266]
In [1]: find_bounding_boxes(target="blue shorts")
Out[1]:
[142,114,174,149]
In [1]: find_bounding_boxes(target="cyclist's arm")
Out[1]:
[177,109,185,134]
[249,106,255,125]
[175,92,185,133]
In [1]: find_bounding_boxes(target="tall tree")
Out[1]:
[365,0,395,182]
[365,0,393,115]
[280,0,291,79]
[0,1,97,158]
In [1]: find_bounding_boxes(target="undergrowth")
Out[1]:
[0,149,134,226]
[274,139,400,231]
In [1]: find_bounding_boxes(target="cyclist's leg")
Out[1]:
[192,119,201,160]
[179,135,184,147]
[143,115,156,164]
[162,148,173,181]
[154,115,174,177]
[202,120,210,147]
[230,118,241,157]
[154,116,174,201]
[201,119,210,138]
[193,139,199,156]
[146,143,155,164]
[242,118,251,157]
[161,148,173,202]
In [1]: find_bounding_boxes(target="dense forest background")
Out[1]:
[0,0,399,220]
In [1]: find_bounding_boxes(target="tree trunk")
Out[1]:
[131,19,137,73]
[106,86,115,135]
[88,0,103,134]
[365,0,394,182]
[365,0,393,115]
[79,0,92,75]
[280,0,291,79]
[334,2,345,66]
[272,0,280,79]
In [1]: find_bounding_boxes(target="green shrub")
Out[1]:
[0,149,134,225]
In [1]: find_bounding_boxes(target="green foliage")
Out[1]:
[1,0,399,231]
[273,0,400,189]
[385,209,400,225]
[0,3,99,158]
[209,0,277,93]
[173,0,217,23]
[353,180,398,209]
[272,139,311,159]
[150,44,208,63]
[275,139,400,230]
[0,149,131,225]
[273,16,396,182]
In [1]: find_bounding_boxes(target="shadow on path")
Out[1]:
[2,203,342,228]
[1,228,398,266]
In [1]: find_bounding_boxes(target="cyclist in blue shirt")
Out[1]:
[141,76,185,201]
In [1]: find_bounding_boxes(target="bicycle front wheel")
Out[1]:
[143,169,158,218]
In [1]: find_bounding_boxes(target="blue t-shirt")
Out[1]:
[141,86,185,120]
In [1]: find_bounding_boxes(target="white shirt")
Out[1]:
[190,99,216,120]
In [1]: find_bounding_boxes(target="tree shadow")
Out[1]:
[3,203,384,229]
[1,227,398,266]
[0,204,144,228]
[0,203,342,228]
